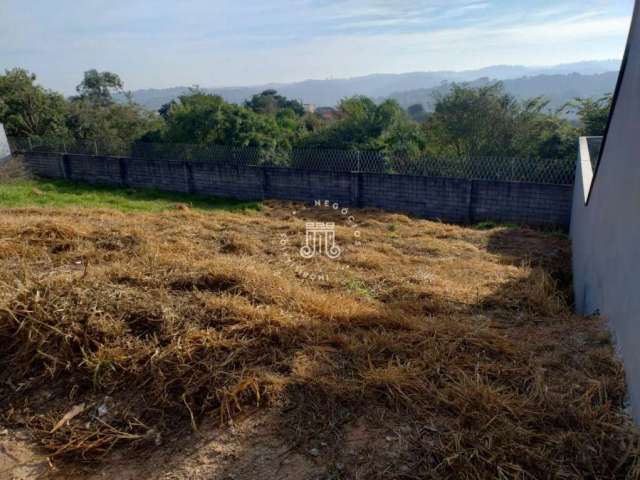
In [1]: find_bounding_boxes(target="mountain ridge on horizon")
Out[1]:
[117,59,621,111]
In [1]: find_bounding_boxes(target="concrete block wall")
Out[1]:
[22,152,572,227]
[22,152,65,178]
[66,155,122,186]
[265,168,352,205]
[191,163,264,200]
[127,158,191,193]
[471,180,572,226]
[360,174,472,223]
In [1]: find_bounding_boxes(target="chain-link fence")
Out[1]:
[8,136,576,185]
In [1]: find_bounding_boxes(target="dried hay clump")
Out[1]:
[0,155,29,181]
[0,206,638,478]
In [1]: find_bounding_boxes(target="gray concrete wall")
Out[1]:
[23,151,572,227]
[570,3,640,420]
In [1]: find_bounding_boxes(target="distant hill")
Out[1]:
[387,71,619,114]
[117,60,620,111]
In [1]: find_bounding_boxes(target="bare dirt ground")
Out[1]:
[0,201,638,479]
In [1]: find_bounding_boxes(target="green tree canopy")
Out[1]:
[65,99,161,149]
[565,95,612,137]
[513,97,579,160]
[1,67,586,168]
[424,83,520,157]
[75,69,124,105]
[244,89,304,116]
[407,103,427,123]
[424,83,578,159]
[0,68,69,137]
[0,67,159,146]
[65,71,160,150]
[297,96,423,155]
[147,92,300,156]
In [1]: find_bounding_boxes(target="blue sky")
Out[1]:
[0,0,634,94]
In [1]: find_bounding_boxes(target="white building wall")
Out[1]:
[0,123,10,164]
[571,2,640,420]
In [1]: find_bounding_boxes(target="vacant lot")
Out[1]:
[0,191,638,478]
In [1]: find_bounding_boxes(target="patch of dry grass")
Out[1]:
[0,155,29,181]
[0,202,638,478]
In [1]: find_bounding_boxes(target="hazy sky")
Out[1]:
[0,0,634,94]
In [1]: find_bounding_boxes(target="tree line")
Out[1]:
[0,68,612,163]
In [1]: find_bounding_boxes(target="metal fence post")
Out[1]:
[28,137,33,152]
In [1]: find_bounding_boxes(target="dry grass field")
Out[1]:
[0,187,639,478]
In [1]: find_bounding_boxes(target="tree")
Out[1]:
[1,66,583,170]
[513,97,578,160]
[158,100,177,120]
[297,96,418,152]
[148,92,299,157]
[75,69,123,106]
[565,95,612,136]
[66,71,161,150]
[424,83,522,157]
[244,90,304,116]
[407,103,427,123]
[424,83,578,160]
[0,68,69,137]
[378,118,428,174]
[65,100,161,150]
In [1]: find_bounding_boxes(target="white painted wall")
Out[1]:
[0,123,10,164]
[571,2,640,420]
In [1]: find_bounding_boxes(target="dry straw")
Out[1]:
[0,202,638,478]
